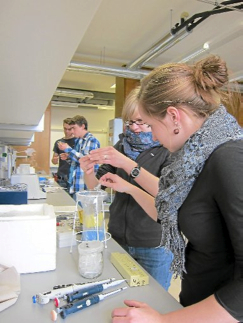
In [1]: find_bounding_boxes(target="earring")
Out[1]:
[174,121,180,135]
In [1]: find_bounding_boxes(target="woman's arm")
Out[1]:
[99,172,158,221]
[134,167,159,197]
[89,146,160,197]
[111,295,237,323]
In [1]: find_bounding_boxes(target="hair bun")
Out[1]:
[194,55,228,90]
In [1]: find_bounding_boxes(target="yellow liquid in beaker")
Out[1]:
[78,209,83,223]
[83,213,103,228]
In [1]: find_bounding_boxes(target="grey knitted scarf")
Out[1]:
[155,105,243,278]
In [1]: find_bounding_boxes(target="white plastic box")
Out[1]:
[0,204,56,273]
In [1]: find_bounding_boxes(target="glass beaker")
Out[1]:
[76,190,107,241]
[78,241,104,278]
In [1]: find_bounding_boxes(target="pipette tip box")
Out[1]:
[57,225,77,248]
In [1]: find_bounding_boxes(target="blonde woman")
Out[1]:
[80,87,173,290]
[100,56,243,322]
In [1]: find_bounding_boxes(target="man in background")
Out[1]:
[58,115,100,199]
[52,118,75,190]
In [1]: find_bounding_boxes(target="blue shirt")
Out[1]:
[65,132,100,194]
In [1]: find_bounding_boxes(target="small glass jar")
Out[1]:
[78,241,104,279]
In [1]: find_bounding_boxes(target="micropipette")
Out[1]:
[51,286,127,320]
[66,279,126,303]
[33,278,115,304]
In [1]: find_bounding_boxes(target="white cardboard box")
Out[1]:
[0,204,56,273]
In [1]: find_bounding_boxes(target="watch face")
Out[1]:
[132,169,139,176]
[131,166,140,178]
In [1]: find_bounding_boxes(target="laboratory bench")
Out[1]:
[0,189,182,322]
[29,186,76,206]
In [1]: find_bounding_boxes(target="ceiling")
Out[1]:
[1,0,242,147]
[58,0,243,97]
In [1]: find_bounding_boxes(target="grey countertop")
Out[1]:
[0,188,182,322]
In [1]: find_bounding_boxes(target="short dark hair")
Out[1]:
[72,115,88,130]
[63,117,75,125]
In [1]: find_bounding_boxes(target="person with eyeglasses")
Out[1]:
[79,86,174,290]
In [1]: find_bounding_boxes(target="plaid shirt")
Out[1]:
[65,132,100,194]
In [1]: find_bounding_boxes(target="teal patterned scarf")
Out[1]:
[123,128,160,160]
[156,105,243,278]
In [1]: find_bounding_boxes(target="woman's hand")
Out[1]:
[99,173,132,193]
[112,300,164,323]
[112,296,238,323]
[79,155,96,175]
[89,146,130,168]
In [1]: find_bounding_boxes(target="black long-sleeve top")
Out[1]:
[178,140,243,321]
[96,134,171,248]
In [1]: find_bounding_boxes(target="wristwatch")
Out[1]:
[130,164,141,178]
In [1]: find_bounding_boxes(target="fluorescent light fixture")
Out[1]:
[51,100,115,110]
[67,62,149,79]
[54,88,94,100]
[97,106,115,110]
[51,101,79,108]
[127,29,190,69]
[179,42,210,63]
[229,70,243,83]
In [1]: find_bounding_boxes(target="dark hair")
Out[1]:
[63,117,75,125]
[138,55,230,119]
[72,115,88,130]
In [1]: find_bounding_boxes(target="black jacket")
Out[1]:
[96,134,171,248]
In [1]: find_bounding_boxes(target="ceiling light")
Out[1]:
[51,101,79,108]
[203,42,209,50]
[127,29,190,69]
[54,88,94,100]
[179,42,210,63]
[229,71,243,83]
[97,106,115,110]
[67,62,149,80]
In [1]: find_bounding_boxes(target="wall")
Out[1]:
[115,78,140,117]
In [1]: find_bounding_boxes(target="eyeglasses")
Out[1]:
[125,119,146,126]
